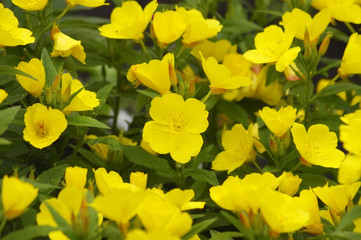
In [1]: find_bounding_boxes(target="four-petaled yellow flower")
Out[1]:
[281,8,331,43]
[339,33,361,76]
[259,106,297,138]
[191,39,237,62]
[244,25,301,72]
[311,0,361,24]
[98,0,158,41]
[15,58,46,98]
[2,175,38,220]
[0,3,35,47]
[212,123,254,173]
[291,123,345,168]
[23,103,68,149]
[143,93,209,163]
[51,25,86,64]
[66,0,108,8]
[127,53,174,95]
[12,0,48,11]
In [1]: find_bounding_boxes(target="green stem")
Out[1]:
[345,22,356,33]
[176,45,185,58]
[26,12,33,31]
[252,161,263,173]
[139,39,151,60]
[290,161,301,173]
[201,90,212,103]
[176,163,186,189]
[309,73,340,103]
[0,218,7,237]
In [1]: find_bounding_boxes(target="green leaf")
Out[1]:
[95,83,114,111]
[0,65,38,81]
[191,145,215,168]
[314,82,361,100]
[123,145,177,180]
[206,95,222,110]
[182,218,217,240]
[328,232,361,240]
[24,179,63,193]
[220,211,249,237]
[41,48,58,87]
[217,100,249,126]
[185,168,219,185]
[67,115,110,129]
[137,89,160,99]
[0,106,21,136]
[2,226,57,240]
[209,231,243,240]
[336,205,361,232]
[37,164,68,194]
[87,136,122,151]
[77,147,107,167]
[266,65,282,86]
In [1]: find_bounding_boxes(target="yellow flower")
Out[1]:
[61,73,100,113]
[50,25,86,64]
[177,7,222,46]
[143,93,209,163]
[130,172,148,190]
[163,188,205,211]
[98,0,158,41]
[12,0,48,11]
[140,139,157,155]
[311,0,361,24]
[2,175,38,220]
[66,0,108,8]
[0,89,8,104]
[126,229,180,240]
[340,110,361,155]
[244,25,301,72]
[127,53,174,95]
[152,10,187,48]
[15,58,45,97]
[259,106,297,138]
[281,8,331,43]
[278,171,302,196]
[260,189,310,233]
[191,39,237,62]
[298,189,323,235]
[137,192,192,237]
[339,33,361,76]
[65,166,88,189]
[93,168,124,195]
[338,154,361,184]
[291,123,344,168]
[0,4,35,47]
[23,103,68,149]
[212,123,254,173]
[200,53,252,93]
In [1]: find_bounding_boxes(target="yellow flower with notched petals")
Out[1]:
[291,123,345,168]
[98,0,157,41]
[152,10,187,48]
[66,0,108,8]
[65,166,88,189]
[15,58,45,98]
[0,89,8,104]
[127,53,174,95]
[191,39,237,62]
[0,4,35,47]
[244,25,300,72]
[51,25,86,64]
[338,154,361,184]
[12,0,48,11]
[93,167,124,195]
[2,175,38,220]
[297,189,323,235]
[212,123,254,173]
[339,33,361,76]
[311,0,361,24]
[143,93,209,163]
[281,8,331,43]
[61,73,100,113]
[163,188,205,211]
[340,109,361,155]
[259,106,297,138]
[278,171,302,196]
[201,53,252,94]
[23,103,68,149]
[130,172,147,190]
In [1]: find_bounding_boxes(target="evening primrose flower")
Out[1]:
[98,0,157,41]
[93,168,124,195]
[15,58,45,97]
[259,106,297,138]
[177,7,222,47]
[0,4,35,47]
[65,166,88,189]
[200,53,252,93]
[281,8,331,43]
[0,89,8,104]
[291,123,345,168]
[12,0,48,11]
[191,39,237,62]
[212,123,254,173]
[61,73,100,113]
[244,25,300,72]
[311,0,361,24]
[163,189,205,211]
[127,53,174,94]
[51,25,86,64]
[338,154,361,184]
[340,109,361,155]
[143,93,208,163]
[130,172,147,190]
[152,10,187,48]
[127,229,180,240]
[339,33,361,76]
[298,189,323,235]
[23,103,68,149]
[278,172,302,196]
[66,0,108,8]
[2,175,38,220]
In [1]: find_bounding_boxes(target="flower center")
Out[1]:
[36,122,48,137]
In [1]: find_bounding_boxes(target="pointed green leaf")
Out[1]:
[0,106,21,136]
[67,115,110,129]
[0,65,37,81]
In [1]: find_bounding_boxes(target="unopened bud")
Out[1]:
[51,73,62,90]
[169,63,178,86]
[45,88,53,106]
[270,136,278,155]
[28,167,36,181]
[319,32,332,56]
[50,25,60,40]
[188,79,195,97]
[62,81,72,105]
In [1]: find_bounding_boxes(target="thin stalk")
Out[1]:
[139,39,151,60]
[0,218,6,237]
[309,73,340,103]
[201,90,212,103]
[176,45,185,58]
[345,22,356,33]
[290,161,302,173]
[252,161,263,173]
[176,163,186,189]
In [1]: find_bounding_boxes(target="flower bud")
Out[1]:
[278,171,302,196]
[45,87,53,106]
[319,32,332,56]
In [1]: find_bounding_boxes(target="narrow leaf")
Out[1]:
[182,218,217,240]
[0,106,21,135]
[67,115,110,129]
[0,65,37,81]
